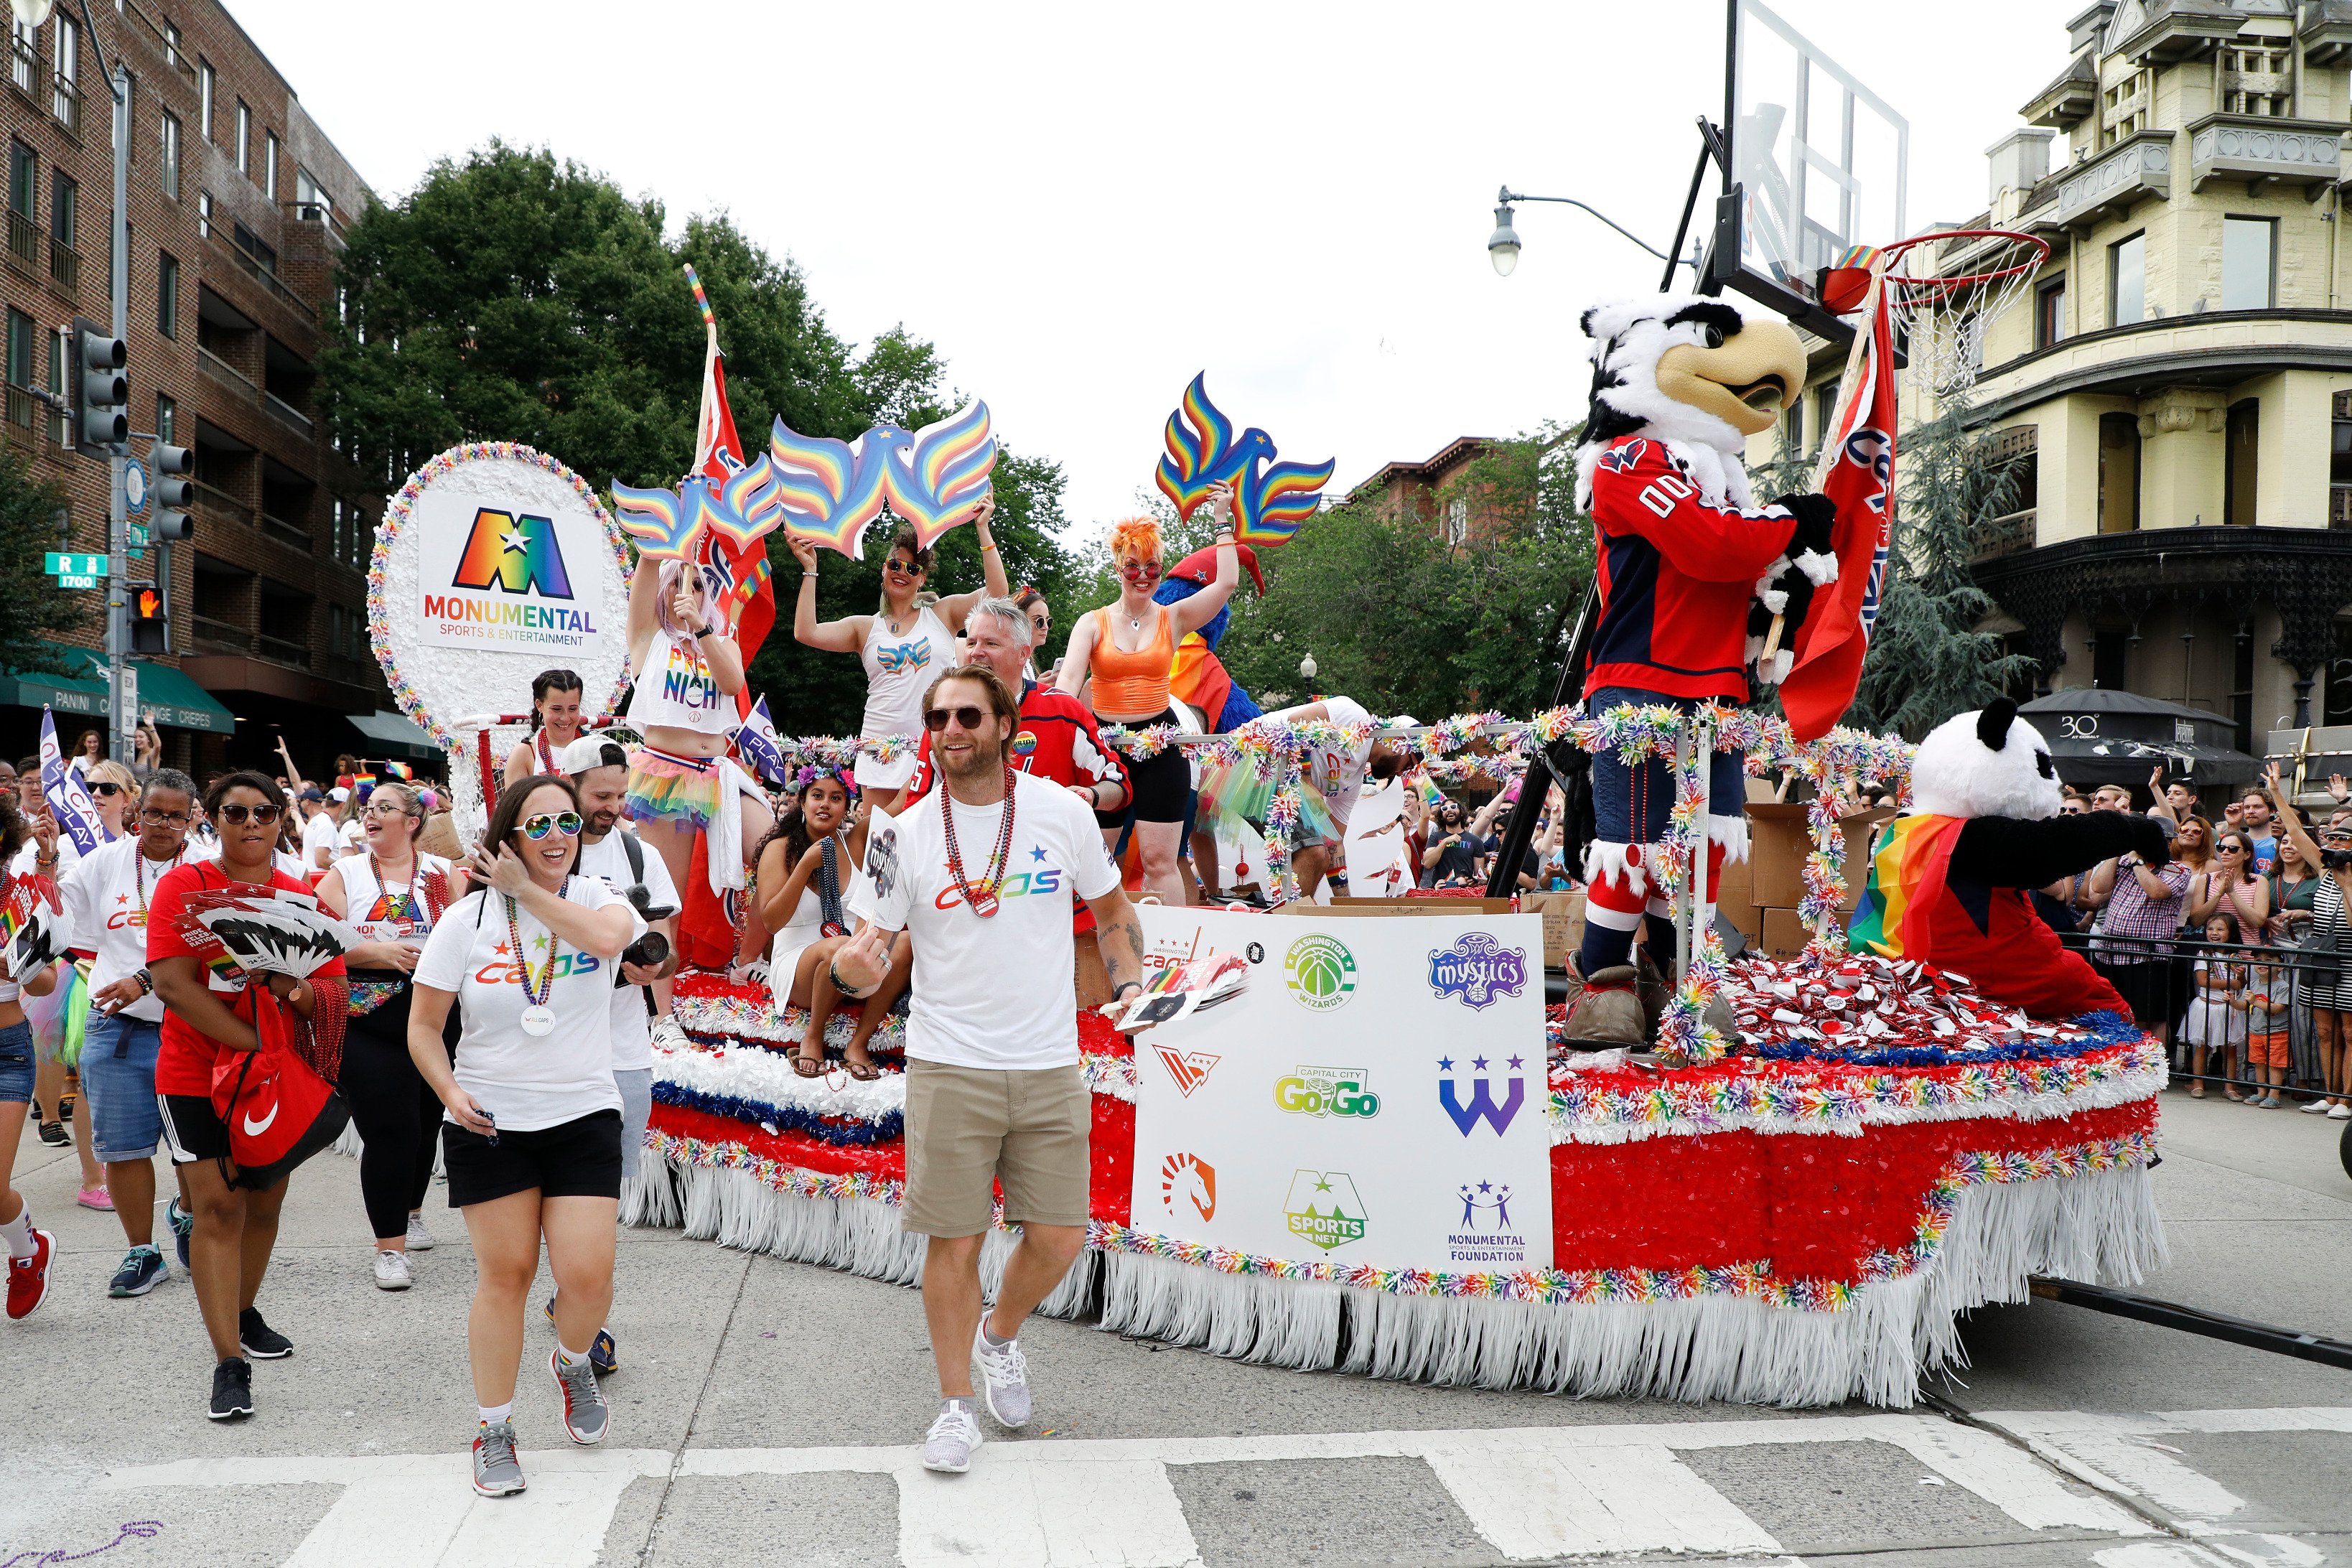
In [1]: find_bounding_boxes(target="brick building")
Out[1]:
[1346,437,1508,543]
[1,0,421,780]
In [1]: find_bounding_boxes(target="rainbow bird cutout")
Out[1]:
[1152,373,1332,548]
[608,480,701,561]
[770,418,887,559]
[874,398,999,551]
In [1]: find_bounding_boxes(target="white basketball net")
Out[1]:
[1882,235,2046,396]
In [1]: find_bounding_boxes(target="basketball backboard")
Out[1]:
[1712,0,1909,334]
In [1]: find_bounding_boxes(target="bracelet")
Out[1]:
[692,624,715,639]
[134,967,153,997]
[980,542,998,553]
[828,958,875,999]
[1112,979,1143,1001]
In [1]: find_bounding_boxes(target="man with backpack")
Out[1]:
[559,737,681,1376]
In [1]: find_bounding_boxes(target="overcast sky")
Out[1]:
[225,0,2068,536]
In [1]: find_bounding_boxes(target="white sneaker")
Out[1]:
[405,1212,435,1251]
[373,1250,412,1291]
[2300,1099,2332,1114]
[2330,1103,2352,1121]
[650,1016,691,1053]
[972,1325,1032,1428]
[922,1400,982,1473]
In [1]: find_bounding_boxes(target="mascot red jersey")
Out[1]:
[1851,699,2169,1019]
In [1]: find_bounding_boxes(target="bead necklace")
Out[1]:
[940,767,1017,918]
[503,882,564,1036]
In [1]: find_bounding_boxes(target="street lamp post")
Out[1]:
[1487,185,1694,280]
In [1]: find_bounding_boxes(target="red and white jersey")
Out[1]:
[903,681,1128,807]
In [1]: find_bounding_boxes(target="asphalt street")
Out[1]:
[4,1084,2351,1568]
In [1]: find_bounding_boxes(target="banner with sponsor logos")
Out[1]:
[1129,907,1553,1277]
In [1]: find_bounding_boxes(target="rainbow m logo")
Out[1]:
[451,509,574,599]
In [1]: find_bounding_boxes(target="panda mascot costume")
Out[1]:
[1563,295,1843,1044]
[1851,699,2171,1020]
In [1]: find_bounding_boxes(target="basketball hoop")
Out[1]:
[1879,228,2050,396]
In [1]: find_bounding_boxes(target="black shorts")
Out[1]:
[158,1092,231,1165]
[1096,708,1188,826]
[442,1109,623,1208]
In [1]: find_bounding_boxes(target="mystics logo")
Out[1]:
[1436,1054,1525,1136]
[1284,1170,1368,1251]
[422,507,599,649]
[1427,931,1529,1012]
[1274,1065,1380,1120]
[1159,1154,1215,1223]
[1447,1179,1530,1267]
[1283,933,1357,1012]
[1153,1044,1221,1097]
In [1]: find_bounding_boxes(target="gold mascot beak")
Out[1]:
[1654,317,1808,437]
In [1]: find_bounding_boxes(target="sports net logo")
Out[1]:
[1283,1170,1368,1251]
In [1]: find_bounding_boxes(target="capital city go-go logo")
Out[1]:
[1283,1170,1368,1251]
[1427,931,1529,1012]
[1274,1065,1379,1120]
[1284,933,1357,1012]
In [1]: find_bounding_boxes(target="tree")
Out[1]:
[1849,397,2035,738]
[0,444,93,673]
[320,141,1085,736]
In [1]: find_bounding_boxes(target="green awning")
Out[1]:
[129,660,235,734]
[0,645,235,734]
[347,709,443,762]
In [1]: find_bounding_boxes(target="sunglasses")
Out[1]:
[924,705,989,732]
[1030,615,1050,630]
[88,781,123,797]
[2216,844,2245,853]
[520,811,583,840]
[1119,560,1163,582]
[885,558,923,578]
[216,802,284,826]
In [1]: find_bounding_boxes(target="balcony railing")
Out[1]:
[211,232,312,320]
[2187,112,2345,195]
[190,478,256,528]
[8,37,32,95]
[190,615,251,653]
[256,633,310,669]
[4,210,37,272]
[2333,486,2352,530]
[262,391,312,432]
[1974,508,2038,564]
[3,384,34,431]
[195,345,256,395]
[260,512,311,551]
[2051,130,2171,228]
[50,71,77,137]
[47,238,75,298]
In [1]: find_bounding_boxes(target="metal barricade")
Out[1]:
[2058,927,2347,1101]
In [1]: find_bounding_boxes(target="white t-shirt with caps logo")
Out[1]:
[60,832,217,1023]
[848,770,1121,1070]
[414,879,646,1132]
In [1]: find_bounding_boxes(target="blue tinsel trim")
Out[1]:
[650,1082,904,1147]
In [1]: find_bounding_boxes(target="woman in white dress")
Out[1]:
[620,556,756,906]
[787,500,1007,816]
[742,768,904,1081]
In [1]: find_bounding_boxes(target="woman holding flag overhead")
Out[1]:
[620,554,751,909]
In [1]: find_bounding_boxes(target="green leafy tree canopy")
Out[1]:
[0,445,93,673]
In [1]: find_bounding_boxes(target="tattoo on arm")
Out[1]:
[1102,907,1147,992]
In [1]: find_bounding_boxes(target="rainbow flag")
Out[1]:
[1847,812,1961,959]
[383,760,414,781]
[353,770,378,790]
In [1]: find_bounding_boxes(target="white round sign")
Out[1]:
[368,442,633,754]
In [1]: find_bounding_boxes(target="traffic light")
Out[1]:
[129,581,165,654]
[150,444,194,542]
[73,317,126,458]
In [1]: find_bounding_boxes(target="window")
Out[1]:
[154,391,174,444]
[1445,496,1468,546]
[2035,276,2067,349]
[2226,398,2261,526]
[197,57,212,141]
[196,188,209,238]
[9,19,31,95]
[330,498,343,561]
[2110,233,2145,327]
[156,251,177,337]
[295,166,333,223]
[4,307,30,388]
[2098,411,2140,533]
[2222,218,2274,311]
[6,140,30,217]
[233,99,248,175]
[50,13,73,127]
[262,131,278,200]
[49,169,73,248]
[1813,381,1839,452]
[163,20,179,69]
[158,109,178,200]
[1781,401,1801,459]
[2101,67,2151,146]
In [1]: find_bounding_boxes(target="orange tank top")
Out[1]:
[1088,605,1175,717]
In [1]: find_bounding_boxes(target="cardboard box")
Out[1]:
[1521,890,1587,970]
[1760,907,1813,958]
[1746,804,1896,912]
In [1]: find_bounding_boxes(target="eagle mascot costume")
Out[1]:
[1563,295,1843,1045]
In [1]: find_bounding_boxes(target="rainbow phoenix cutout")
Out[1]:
[712,453,784,553]
[608,480,701,561]
[874,398,999,551]
[770,418,887,559]
[1152,373,1332,547]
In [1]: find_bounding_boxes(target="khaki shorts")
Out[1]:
[902,1060,1091,1237]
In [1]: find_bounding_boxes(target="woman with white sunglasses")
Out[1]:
[788,499,1007,816]
[406,775,643,1498]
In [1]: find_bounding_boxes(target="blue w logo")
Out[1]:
[1437,1062,1525,1136]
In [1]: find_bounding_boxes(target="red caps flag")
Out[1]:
[1777,286,1896,743]
[684,266,775,717]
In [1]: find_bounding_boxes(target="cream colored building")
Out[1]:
[1755,0,2352,755]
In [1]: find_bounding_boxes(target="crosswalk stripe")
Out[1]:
[1422,1440,1783,1559]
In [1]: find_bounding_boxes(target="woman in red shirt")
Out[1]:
[148,771,342,1422]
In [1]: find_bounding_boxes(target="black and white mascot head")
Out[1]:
[1910,698,2062,822]
[1572,295,1835,681]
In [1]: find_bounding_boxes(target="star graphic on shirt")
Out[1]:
[531,934,549,952]
[114,892,127,905]
[1471,1055,1490,1071]
[493,942,510,957]
[499,528,529,556]
[1030,846,1047,862]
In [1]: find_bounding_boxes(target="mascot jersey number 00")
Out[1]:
[1564,295,1842,1047]
[1851,699,2170,1021]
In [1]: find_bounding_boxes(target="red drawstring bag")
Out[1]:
[207,981,350,1190]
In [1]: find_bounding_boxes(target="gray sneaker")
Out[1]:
[923,1399,982,1473]
[549,1349,610,1445]
[472,1420,526,1497]
[972,1326,1032,1428]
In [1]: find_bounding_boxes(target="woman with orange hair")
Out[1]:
[1058,486,1239,904]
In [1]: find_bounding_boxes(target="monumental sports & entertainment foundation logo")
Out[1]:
[1273,1065,1380,1120]
[1435,1054,1526,1136]
[1284,933,1357,1011]
[1447,1178,1531,1266]
[423,507,599,648]
[1427,931,1529,1011]
[1284,1170,1368,1251]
